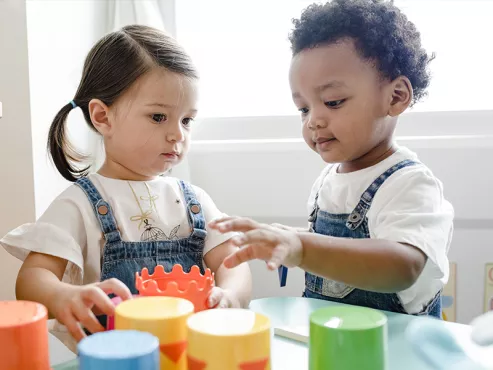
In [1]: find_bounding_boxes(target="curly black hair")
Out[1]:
[289,0,433,104]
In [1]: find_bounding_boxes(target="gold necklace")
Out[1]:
[140,182,159,216]
[128,182,154,230]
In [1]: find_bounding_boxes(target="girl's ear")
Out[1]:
[88,99,112,136]
[387,76,413,117]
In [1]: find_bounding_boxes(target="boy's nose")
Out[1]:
[308,116,328,130]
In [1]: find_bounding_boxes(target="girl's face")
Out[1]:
[289,39,411,173]
[92,68,198,180]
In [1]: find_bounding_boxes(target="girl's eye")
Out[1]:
[325,99,346,108]
[151,114,167,123]
[182,117,194,127]
[298,107,309,114]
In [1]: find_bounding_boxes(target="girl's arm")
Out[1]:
[16,252,69,319]
[204,240,252,308]
[16,251,132,341]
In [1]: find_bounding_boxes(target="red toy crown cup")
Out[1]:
[135,264,214,312]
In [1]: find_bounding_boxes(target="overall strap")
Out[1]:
[178,180,207,239]
[346,159,419,230]
[75,177,122,244]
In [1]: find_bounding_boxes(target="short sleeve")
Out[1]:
[193,186,236,255]
[0,186,87,284]
[369,166,454,278]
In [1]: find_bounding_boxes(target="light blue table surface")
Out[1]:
[51,296,473,369]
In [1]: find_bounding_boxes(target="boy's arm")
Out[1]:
[204,240,252,308]
[298,232,427,293]
[210,217,427,294]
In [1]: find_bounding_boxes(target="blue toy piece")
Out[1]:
[278,265,288,287]
[78,330,160,370]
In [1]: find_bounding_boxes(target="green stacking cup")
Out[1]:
[309,305,388,370]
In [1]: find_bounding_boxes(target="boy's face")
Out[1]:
[289,39,410,171]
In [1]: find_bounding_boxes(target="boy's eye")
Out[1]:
[151,113,167,123]
[325,99,345,108]
[298,107,309,114]
[182,117,194,126]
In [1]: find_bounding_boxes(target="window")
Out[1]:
[176,0,493,118]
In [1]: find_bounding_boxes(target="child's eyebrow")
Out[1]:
[145,103,198,115]
[316,80,346,92]
[292,80,347,99]
[146,103,176,108]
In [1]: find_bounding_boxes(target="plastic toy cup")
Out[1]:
[78,330,159,370]
[0,300,50,370]
[115,296,194,370]
[135,264,214,312]
[309,305,388,370]
[187,308,271,370]
[106,295,139,330]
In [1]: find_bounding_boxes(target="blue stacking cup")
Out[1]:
[78,330,159,370]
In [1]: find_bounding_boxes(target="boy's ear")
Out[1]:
[88,99,112,136]
[388,76,413,116]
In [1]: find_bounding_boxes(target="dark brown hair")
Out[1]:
[289,0,433,105]
[48,25,198,182]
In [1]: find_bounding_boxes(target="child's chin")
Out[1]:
[318,152,341,164]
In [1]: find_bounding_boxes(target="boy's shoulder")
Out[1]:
[368,148,452,216]
[310,146,447,205]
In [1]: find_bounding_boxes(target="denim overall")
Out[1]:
[75,177,207,327]
[303,159,442,318]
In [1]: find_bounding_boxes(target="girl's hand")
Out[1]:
[209,217,303,270]
[207,286,241,308]
[51,278,132,342]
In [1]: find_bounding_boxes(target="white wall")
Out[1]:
[0,0,35,300]
[188,111,493,325]
[0,1,106,300]
[26,0,108,217]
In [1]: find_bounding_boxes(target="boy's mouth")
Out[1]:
[313,137,336,150]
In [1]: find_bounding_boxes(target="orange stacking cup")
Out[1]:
[0,301,50,370]
[135,264,214,312]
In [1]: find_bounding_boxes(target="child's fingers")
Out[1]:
[231,229,277,247]
[81,287,116,317]
[212,217,262,233]
[73,303,105,335]
[267,246,288,271]
[207,287,224,308]
[209,216,237,227]
[217,296,230,308]
[62,313,86,343]
[97,278,133,300]
[224,243,272,268]
[271,223,291,231]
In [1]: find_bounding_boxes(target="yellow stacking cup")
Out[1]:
[115,296,194,370]
[186,308,271,370]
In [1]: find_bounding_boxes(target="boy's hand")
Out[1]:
[51,278,132,342]
[207,286,241,308]
[209,217,303,270]
[271,223,308,233]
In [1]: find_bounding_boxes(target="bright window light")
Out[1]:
[176,0,493,118]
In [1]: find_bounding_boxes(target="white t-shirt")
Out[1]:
[1,174,233,351]
[307,146,454,314]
